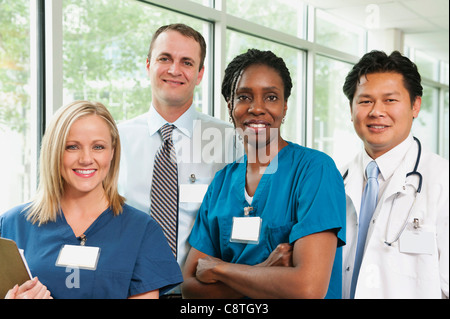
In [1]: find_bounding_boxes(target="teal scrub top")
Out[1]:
[0,203,183,299]
[189,142,346,298]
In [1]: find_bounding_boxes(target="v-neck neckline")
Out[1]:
[58,207,112,242]
[237,143,290,216]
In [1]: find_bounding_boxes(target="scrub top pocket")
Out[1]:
[267,221,295,252]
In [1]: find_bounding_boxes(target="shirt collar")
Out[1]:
[147,104,198,138]
[362,133,414,181]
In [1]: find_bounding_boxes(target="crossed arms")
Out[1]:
[181,230,337,299]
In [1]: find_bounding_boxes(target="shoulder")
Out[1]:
[203,159,242,194]
[119,204,160,231]
[195,112,234,130]
[420,150,449,183]
[121,203,151,221]
[283,142,337,168]
[422,150,448,168]
[1,203,30,222]
[215,157,242,178]
[339,152,360,178]
[118,113,149,134]
[0,203,31,236]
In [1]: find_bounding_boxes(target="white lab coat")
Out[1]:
[341,138,449,299]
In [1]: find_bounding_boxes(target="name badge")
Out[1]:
[399,224,435,255]
[230,217,262,244]
[56,245,100,270]
[180,184,208,203]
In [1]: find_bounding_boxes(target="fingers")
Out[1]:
[276,243,293,252]
[4,284,19,299]
[16,277,38,295]
[32,282,52,299]
[272,243,294,267]
[16,277,52,299]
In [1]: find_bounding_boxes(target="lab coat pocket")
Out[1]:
[267,221,295,252]
[388,223,437,280]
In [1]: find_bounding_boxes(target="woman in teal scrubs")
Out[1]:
[182,49,346,299]
[1,101,182,299]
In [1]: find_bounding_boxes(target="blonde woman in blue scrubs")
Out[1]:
[182,49,346,299]
[1,101,182,299]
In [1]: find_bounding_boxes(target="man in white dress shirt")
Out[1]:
[340,50,448,298]
[118,24,241,295]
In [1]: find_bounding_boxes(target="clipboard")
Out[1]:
[0,238,32,298]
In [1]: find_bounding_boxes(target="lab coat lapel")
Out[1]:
[378,141,418,204]
[371,141,418,225]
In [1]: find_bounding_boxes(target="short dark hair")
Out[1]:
[147,23,207,71]
[222,49,292,113]
[342,50,423,105]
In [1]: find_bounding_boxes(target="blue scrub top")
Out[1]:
[0,203,183,299]
[189,142,346,298]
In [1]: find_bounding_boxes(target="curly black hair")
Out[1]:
[222,49,292,114]
[343,50,422,106]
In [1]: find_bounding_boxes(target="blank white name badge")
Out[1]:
[230,217,262,244]
[179,184,209,203]
[399,228,435,255]
[56,245,100,270]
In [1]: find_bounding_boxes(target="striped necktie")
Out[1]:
[150,123,178,257]
[350,160,379,298]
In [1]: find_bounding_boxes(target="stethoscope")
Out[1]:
[343,137,423,246]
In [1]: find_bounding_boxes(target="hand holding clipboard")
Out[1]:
[0,238,32,298]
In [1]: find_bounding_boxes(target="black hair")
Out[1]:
[343,50,422,106]
[222,49,292,113]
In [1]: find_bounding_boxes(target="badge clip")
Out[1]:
[244,206,253,216]
[413,218,420,229]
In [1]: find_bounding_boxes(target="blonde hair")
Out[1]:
[26,100,125,225]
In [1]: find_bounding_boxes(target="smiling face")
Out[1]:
[230,64,287,150]
[61,115,114,197]
[147,30,205,111]
[351,72,421,159]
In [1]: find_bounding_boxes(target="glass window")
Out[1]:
[313,55,360,168]
[412,85,439,153]
[443,89,449,159]
[441,62,449,85]
[414,50,439,82]
[226,0,306,39]
[62,0,211,122]
[226,30,304,144]
[0,0,34,214]
[190,0,213,7]
[315,9,365,57]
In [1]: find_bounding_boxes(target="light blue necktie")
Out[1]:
[350,160,379,298]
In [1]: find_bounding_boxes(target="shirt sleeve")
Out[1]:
[129,219,183,297]
[289,155,346,247]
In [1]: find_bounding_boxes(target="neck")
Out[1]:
[152,100,192,123]
[245,137,287,170]
[61,186,109,220]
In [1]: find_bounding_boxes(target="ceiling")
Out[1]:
[303,0,449,63]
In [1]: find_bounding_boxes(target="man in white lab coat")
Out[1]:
[341,50,449,299]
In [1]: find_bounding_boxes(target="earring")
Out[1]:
[282,117,286,124]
